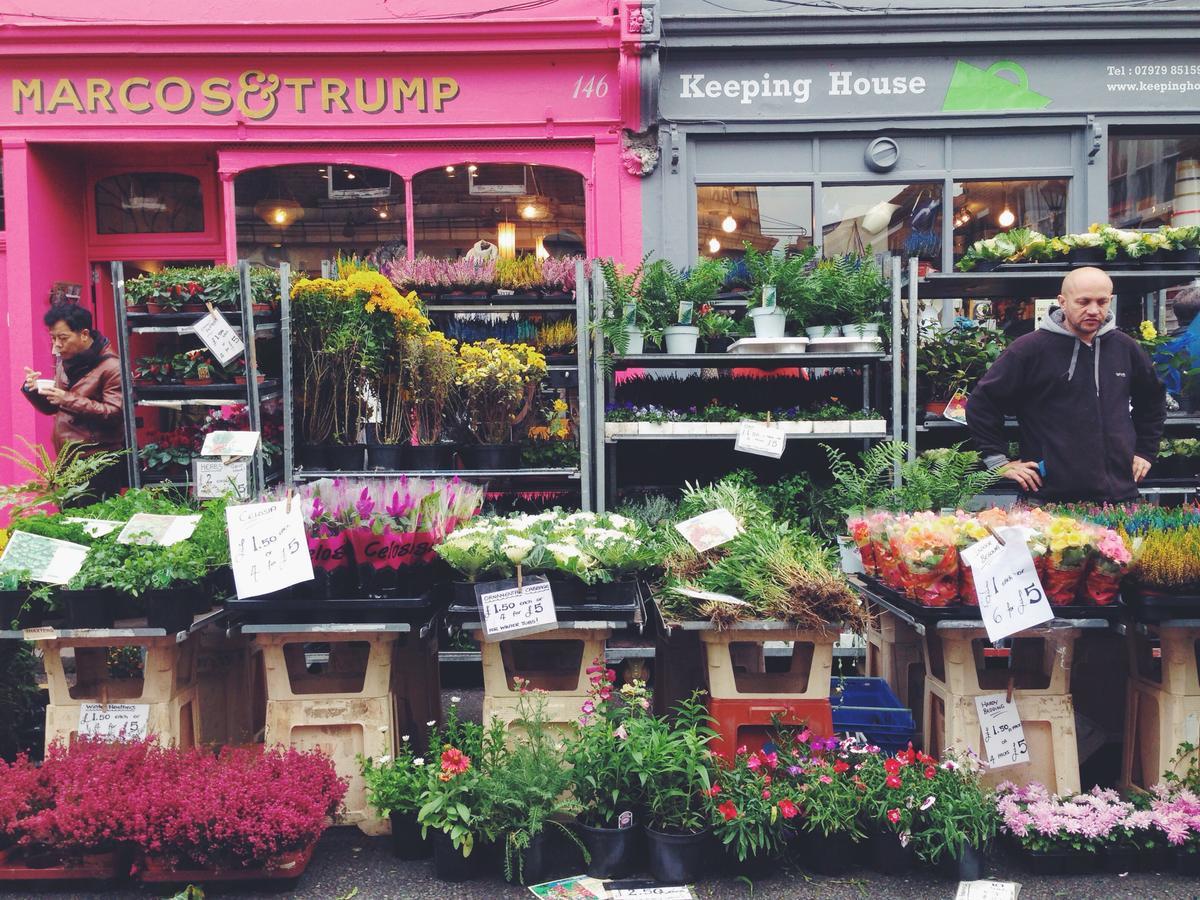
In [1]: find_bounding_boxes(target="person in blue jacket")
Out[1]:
[967,266,1166,503]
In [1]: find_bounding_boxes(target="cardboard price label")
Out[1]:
[761,285,777,309]
[225,500,314,599]
[192,309,245,366]
[194,458,250,499]
[974,693,1030,769]
[959,527,1053,643]
[0,531,89,585]
[675,508,741,553]
[734,420,786,458]
[78,703,150,742]
[476,577,557,641]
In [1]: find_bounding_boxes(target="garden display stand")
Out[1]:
[1120,618,1200,791]
[1,610,232,751]
[239,618,441,836]
[865,606,926,730]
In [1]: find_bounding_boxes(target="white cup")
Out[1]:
[36,379,55,393]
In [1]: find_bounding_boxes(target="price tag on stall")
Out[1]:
[225,499,314,599]
[955,881,1022,900]
[959,527,1053,643]
[0,531,89,584]
[193,458,251,499]
[78,703,150,742]
[734,420,786,458]
[117,513,201,547]
[974,694,1030,769]
[201,430,260,460]
[62,517,125,537]
[192,309,245,366]
[476,576,558,641]
[675,508,741,553]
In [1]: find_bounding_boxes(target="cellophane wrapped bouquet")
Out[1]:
[848,510,890,577]
[1082,525,1132,606]
[952,513,990,606]
[895,513,959,607]
[1042,516,1094,605]
[872,512,908,591]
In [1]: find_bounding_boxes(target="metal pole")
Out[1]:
[591,266,608,512]
[574,260,593,512]
[279,263,294,488]
[890,256,902,489]
[239,261,267,493]
[906,256,920,464]
[110,261,141,489]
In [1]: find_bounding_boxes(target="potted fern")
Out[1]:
[597,256,650,356]
[742,243,816,338]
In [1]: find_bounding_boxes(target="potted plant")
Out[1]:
[913,751,997,880]
[743,242,816,335]
[534,318,578,363]
[840,253,891,339]
[696,303,740,352]
[495,255,543,301]
[810,403,853,434]
[124,275,152,314]
[434,518,511,608]
[444,257,496,301]
[576,513,657,605]
[916,323,1008,415]
[597,256,651,357]
[707,747,801,875]
[133,355,170,386]
[564,667,653,878]
[455,338,547,470]
[361,737,433,860]
[401,330,460,471]
[995,782,1103,876]
[631,693,716,883]
[178,349,220,386]
[640,258,730,355]
[957,234,1019,272]
[849,409,887,434]
[1160,225,1200,266]
[857,746,925,875]
[418,708,492,882]
[225,357,264,385]
[793,257,851,338]
[177,278,206,313]
[540,256,585,301]
[139,432,196,482]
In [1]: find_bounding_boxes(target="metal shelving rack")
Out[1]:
[111,260,291,493]
[589,258,908,510]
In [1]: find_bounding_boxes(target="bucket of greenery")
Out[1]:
[361,736,433,860]
[564,663,653,877]
[632,693,717,883]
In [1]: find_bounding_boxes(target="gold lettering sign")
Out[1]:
[11,73,462,117]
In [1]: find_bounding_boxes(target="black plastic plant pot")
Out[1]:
[940,842,988,880]
[580,822,642,879]
[596,578,642,606]
[1103,845,1140,874]
[973,260,1001,273]
[704,337,735,354]
[1022,848,1067,876]
[0,589,29,629]
[407,443,456,471]
[503,831,550,885]
[459,443,521,470]
[367,443,408,471]
[431,831,481,882]
[799,829,857,876]
[1068,246,1107,267]
[297,444,331,470]
[546,575,588,607]
[645,827,710,883]
[62,589,116,629]
[326,443,365,471]
[145,588,195,633]
[389,812,431,861]
[1167,247,1200,265]
[869,829,916,875]
[356,565,401,599]
[450,580,479,610]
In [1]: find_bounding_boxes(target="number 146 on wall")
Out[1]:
[572,75,609,99]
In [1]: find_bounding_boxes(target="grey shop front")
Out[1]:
[643,28,1200,277]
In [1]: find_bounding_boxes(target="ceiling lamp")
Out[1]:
[467,164,478,173]
[708,237,721,254]
[721,215,738,233]
[521,197,550,220]
[998,206,1016,228]
[254,198,303,228]
[497,221,517,259]
[536,236,549,260]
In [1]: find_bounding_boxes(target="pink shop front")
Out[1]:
[0,7,648,485]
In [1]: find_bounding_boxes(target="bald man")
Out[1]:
[967,267,1166,503]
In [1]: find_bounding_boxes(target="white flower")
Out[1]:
[427,720,437,727]
[401,734,411,742]
[379,725,389,733]
[413,758,425,766]
[377,755,392,765]
[451,696,462,704]
[607,514,635,531]
[920,796,936,811]
[503,535,535,564]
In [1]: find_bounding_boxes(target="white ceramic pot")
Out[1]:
[664,325,700,355]
[843,323,881,339]
[749,307,787,339]
[805,325,842,339]
[624,326,645,355]
[837,535,865,575]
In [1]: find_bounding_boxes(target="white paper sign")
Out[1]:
[734,420,786,458]
[117,513,201,547]
[194,458,250,499]
[192,309,245,366]
[610,888,695,900]
[201,430,260,459]
[974,694,1030,769]
[478,578,558,640]
[225,500,313,598]
[675,508,742,553]
[959,527,1053,643]
[78,703,150,741]
[956,881,1022,900]
[0,531,89,585]
[673,587,752,607]
[62,517,124,537]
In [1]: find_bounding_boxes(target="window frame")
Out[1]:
[85,163,222,257]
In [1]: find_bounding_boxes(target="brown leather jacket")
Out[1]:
[21,343,125,453]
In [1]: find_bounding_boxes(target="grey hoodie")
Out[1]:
[966,308,1166,502]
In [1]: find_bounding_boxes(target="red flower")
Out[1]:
[440,747,471,776]
[746,754,762,771]
[762,789,771,800]
[762,751,779,770]
[884,758,902,776]
[718,801,739,821]
[887,808,901,824]
[924,766,937,780]
[833,760,850,775]
[707,784,722,797]
[777,798,798,819]
[885,774,902,789]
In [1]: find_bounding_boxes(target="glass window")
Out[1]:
[1109,135,1200,228]
[952,178,1069,264]
[412,163,585,258]
[234,164,407,270]
[94,172,204,234]
[697,185,812,259]
[821,183,942,265]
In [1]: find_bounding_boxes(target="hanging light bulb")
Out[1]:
[721,215,737,233]
[467,164,478,173]
[998,206,1016,228]
[708,237,721,254]
[378,209,389,219]
[522,203,539,220]
[445,165,456,174]
[497,222,516,259]
[254,199,303,228]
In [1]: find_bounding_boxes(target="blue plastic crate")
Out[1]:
[831,676,917,754]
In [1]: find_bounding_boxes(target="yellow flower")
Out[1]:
[1140,320,1158,341]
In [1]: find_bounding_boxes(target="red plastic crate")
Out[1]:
[707,697,833,760]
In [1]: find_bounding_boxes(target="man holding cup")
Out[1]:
[20,304,127,500]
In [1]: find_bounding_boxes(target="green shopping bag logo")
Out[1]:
[942,60,1052,111]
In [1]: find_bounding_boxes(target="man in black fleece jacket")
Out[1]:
[967,266,1166,503]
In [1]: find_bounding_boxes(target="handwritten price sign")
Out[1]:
[476,577,557,641]
[78,703,150,742]
[193,309,245,366]
[959,527,1053,643]
[974,693,1030,769]
[225,500,313,598]
[734,421,786,459]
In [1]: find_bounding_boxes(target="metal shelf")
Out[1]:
[613,351,887,370]
[424,303,577,313]
[134,380,280,401]
[918,268,1200,299]
[294,467,580,480]
[606,430,887,442]
[3,608,229,643]
[126,310,280,328]
[919,414,1199,432]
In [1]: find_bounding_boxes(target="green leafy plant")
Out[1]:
[741,243,818,328]
[823,442,998,516]
[0,439,128,518]
[916,324,1008,403]
[360,737,430,818]
[629,693,716,834]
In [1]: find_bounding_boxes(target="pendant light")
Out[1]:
[497,221,517,259]
[998,187,1015,228]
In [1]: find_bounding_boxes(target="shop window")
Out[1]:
[1110,134,1200,229]
[412,163,585,258]
[821,183,942,265]
[234,164,407,271]
[952,178,1068,265]
[94,172,204,234]
[696,185,812,259]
